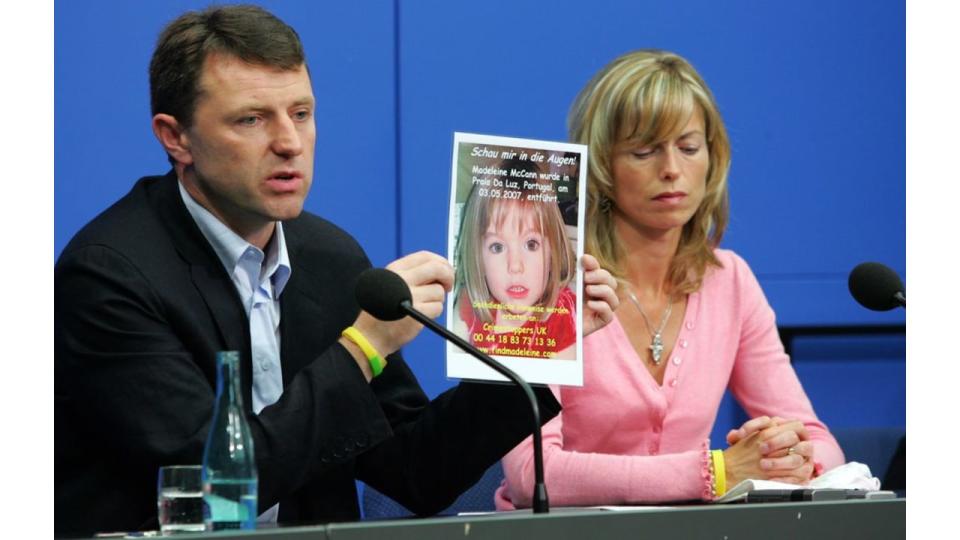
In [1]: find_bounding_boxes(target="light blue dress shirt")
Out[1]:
[179,181,290,522]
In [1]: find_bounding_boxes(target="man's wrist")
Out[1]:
[352,315,397,358]
[339,336,374,382]
[341,326,387,378]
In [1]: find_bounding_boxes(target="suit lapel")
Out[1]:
[146,173,356,397]
[147,172,254,407]
[279,220,359,388]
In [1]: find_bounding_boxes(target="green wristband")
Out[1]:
[342,326,386,377]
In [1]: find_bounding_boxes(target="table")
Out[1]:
[121,499,904,540]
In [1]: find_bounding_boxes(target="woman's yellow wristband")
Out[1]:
[341,326,386,377]
[710,449,727,497]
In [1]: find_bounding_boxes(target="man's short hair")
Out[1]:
[149,4,306,127]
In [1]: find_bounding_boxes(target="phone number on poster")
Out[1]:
[473,333,557,348]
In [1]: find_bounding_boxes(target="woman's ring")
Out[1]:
[788,446,797,456]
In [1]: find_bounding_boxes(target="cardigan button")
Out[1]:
[685,321,694,330]
[673,357,682,366]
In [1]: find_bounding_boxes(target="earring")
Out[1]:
[598,194,613,213]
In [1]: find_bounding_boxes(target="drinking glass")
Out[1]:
[157,465,204,535]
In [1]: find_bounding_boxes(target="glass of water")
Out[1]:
[157,465,204,535]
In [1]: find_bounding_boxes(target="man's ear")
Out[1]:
[152,114,193,166]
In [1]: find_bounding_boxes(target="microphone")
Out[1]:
[848,262,906,311]
[355,268,550,513]
[355,268,409,321]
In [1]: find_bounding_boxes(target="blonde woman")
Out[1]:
[496,50,844,508]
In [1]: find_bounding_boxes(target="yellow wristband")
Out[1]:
[342,326,386,377]
[710,449,727,497]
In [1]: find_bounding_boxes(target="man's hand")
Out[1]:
[351,251,453,358]
[580,254,619,337]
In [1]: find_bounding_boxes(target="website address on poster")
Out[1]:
[474,346,559,359]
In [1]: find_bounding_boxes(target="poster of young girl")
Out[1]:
[446,132,588,386]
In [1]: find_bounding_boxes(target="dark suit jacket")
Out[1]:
[55,172,559,536]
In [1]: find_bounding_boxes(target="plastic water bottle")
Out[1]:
[202,351,258,530]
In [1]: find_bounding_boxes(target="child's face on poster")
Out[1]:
[481,205,548,315]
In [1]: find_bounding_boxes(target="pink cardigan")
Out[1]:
[495,249,845,509]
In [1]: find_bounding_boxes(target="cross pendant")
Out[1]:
[649,334,664,365]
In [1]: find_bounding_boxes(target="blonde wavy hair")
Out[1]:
[569,49,731,295]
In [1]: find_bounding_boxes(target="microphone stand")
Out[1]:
[399,300,550,514]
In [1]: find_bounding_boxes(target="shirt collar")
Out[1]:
[178,180,292,297]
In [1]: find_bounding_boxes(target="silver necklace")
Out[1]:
[625,288,672,365]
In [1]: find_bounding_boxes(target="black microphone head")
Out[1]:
[355,268,412,321]
[848,262,905,311]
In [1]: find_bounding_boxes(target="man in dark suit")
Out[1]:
[55,5,617,537]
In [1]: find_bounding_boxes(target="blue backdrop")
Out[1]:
[55,0,905,445]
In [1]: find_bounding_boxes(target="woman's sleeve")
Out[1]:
[726,253,845,474]
[498,387,715,508]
